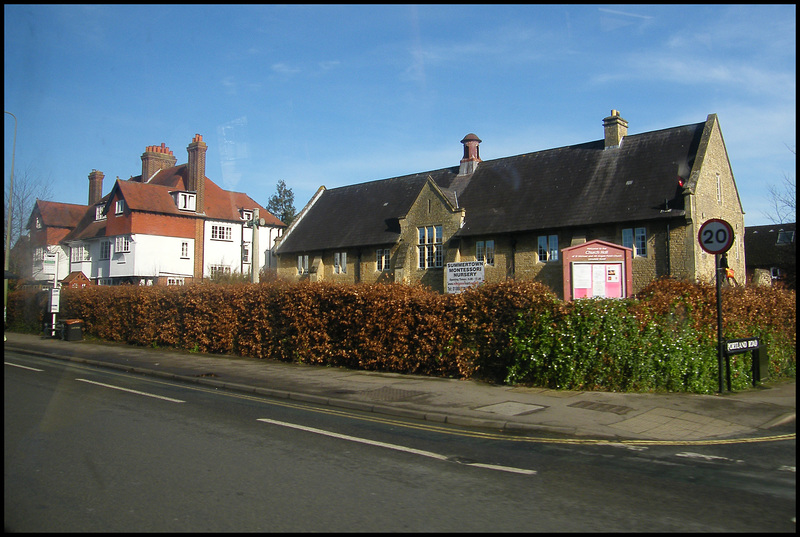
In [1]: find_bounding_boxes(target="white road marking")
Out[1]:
[597,442,649,452]
[4,361,44,372]
[675,451,743,464]
[75,378,186,403]
[257,418,536,475]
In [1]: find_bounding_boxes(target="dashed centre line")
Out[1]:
[4,361,44,372]
[257,417,537,476]
[75,378,186,403]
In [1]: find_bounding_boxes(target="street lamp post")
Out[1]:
[249,208,262,283]
[4,111,17,339]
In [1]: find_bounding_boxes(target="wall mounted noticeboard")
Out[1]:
[562,240,633,301]
[446,261,485,294]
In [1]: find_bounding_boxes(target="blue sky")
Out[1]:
[4,4,796,228]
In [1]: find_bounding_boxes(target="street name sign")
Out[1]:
[724,338,760,355]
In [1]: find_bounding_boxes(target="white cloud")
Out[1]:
[318,60,340,71]
[271,62,301,75]
[593,55,795,101]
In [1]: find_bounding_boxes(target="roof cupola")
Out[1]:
[459,133,482,175]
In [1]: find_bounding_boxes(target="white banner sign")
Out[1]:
[49,287,60,313]
[446,261,485,294]
[43,253,57,275]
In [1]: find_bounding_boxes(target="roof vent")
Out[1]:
[459,133,482,175]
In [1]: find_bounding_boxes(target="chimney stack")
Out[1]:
[459,133,482,175]
[187,134,207,214]
[88,169,104,205]
[141,142,176,182]
[603,110,628,149]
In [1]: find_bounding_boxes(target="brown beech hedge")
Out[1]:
[6,277,795,392]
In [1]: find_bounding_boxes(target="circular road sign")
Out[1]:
[698,218,735,255]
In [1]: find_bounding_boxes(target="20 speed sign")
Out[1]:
[698,218,734,255]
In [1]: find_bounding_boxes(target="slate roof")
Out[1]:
[744,223,796,267]
[277,118,707,255]
[456,122,702,235]
[279,170,457,253]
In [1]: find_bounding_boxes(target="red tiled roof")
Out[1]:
[61,195,111,243]
[115,180,184,215]
[112,167,284,225]
[61,271,92,284]
[60,157,285,244]
[28,200,86,230]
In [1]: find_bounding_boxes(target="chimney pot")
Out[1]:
[187,134,208,214]
[88,169,105,205]
[603,109,628,149]
[141,141,177,181]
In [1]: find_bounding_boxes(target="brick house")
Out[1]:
[26,200,86,283]
[274,111,746,298]
[28,135,285,286]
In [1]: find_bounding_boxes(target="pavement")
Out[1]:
[4,331,796,443]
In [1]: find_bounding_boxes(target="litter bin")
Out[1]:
[753,347,769,385]
[61,319,83,341]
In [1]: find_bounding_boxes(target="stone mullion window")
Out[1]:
[418,225,443,269]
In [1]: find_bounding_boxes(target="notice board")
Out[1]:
[446,261,485,294]
[562,240,632,301]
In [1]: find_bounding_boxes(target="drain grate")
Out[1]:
[568,400,633,415]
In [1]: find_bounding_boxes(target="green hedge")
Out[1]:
[6,277,795,393]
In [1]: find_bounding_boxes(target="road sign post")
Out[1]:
[698,219,735,393]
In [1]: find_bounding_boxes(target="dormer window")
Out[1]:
[240,209,253,221]
[777,230,795,245]
[115,199,126,215]
[95,205,106,221]
[172,192,196,212]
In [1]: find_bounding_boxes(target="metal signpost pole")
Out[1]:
[721,253,732,391]
[698,219,735,393]
[715,253,724,393]
[4,111,17,338]
[51,251,58,338]
[251,209,260,284]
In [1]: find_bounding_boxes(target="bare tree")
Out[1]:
[764,145,796,225]
[4,164,53,251]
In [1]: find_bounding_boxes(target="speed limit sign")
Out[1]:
[698,218,734,255]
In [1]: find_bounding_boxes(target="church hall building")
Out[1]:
[274,111,745,299]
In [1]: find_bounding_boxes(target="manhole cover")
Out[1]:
[568,400,632,415]
[474,401,546,416]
